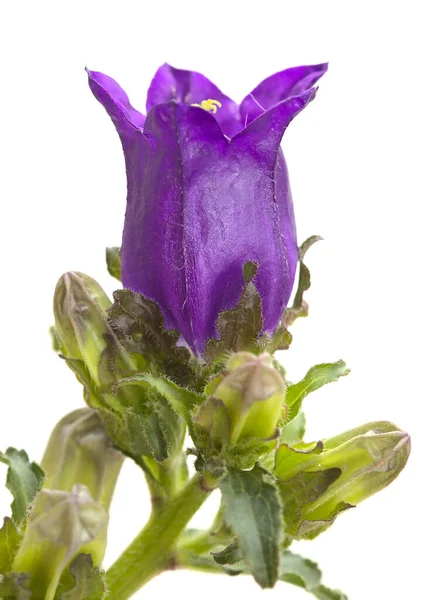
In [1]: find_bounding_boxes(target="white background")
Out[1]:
[0,1,434,598]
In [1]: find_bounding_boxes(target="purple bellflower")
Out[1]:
[87,63,327,354]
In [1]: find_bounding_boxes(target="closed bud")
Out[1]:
[41,408,124,512]
[53,271,134,388]
[195,352,285,448]
[12,484,107,600]
[276,421,411,527]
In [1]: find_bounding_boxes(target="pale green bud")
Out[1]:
[276,421,411,525]
[195,352,285,448]
[12,485,107,600]
[41,408,123,512]
[53,271,135,388]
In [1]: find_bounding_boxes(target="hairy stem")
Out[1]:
[105,472,216,600]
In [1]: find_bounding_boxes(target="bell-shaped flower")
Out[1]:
[87,63,327,354]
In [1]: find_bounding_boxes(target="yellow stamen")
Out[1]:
[191,99,222,114]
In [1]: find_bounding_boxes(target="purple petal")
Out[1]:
[232,88,318,160]
[121,100,299,352]
[86,69,146,135]
[240,63,328,126]
[146,63,241,138]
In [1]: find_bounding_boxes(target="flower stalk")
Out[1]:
[104,473,217,600]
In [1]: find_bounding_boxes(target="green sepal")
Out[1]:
[115,373,204,425]
[105,247,121,281]
[285,235,323,326]
[0,572,31,599]
[260,235,322,353]
[106,290,196,387]
[277,469,345,539]
[285,360,349,423]
[224,437,278,470]
[0,449,44,525]
[219,465,283,588]
[63,352,183,464]
[194,397,231,450]
[204,263,263,365]
[59,554,105,600]
[114,376,188,462]
[0,518,21,574]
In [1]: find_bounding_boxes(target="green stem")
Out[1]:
[105,473,215,600]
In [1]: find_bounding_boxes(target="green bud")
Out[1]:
[41,408,124,512]
[53,271,135,388]
[195,352,285,448]
[276,421,411,524]
[12,484,107,600]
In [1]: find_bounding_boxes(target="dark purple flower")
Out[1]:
[87,63,327,354]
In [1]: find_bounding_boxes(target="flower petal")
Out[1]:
[121,101,230,352]
[240,63,328,126]
[232,88,318,162]
[121,100,299,353]
[86,68,146,135]
[146,63,241,137]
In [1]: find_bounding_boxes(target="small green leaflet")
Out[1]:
[219,466,282,588]
[0,448,44,524]
[60,554,105,600]
[0,572,31,599]
[279,551,349,599]
[187,547,348,600]
[285,360,350,423]
[284,235,323,326]
[0,518,21,573]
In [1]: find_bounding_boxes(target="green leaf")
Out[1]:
[116,373,203,424]
[0,518,21,574]
[285,360,349,423]
[0,573,31,599]
[180,548,348,600]
[278,469,344,539]
[204,262,263,364]
[211,539,241,566]
[106,247,121,281]
[0,449,44,524]
[312,584,349,600]
[279,551,322,588]
[279,551,349,600]
[280,412,306,444]
[107,290,196,387]
[219,465,282,588]
[60,554,105,600]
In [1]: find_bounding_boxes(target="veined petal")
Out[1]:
[240,63,328,126]
[86,68,146,135]
[229,90,318,333]
[121,101,230,352]
[146,63,241,137]
[121,100,299,352]
[232,88,318,163]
